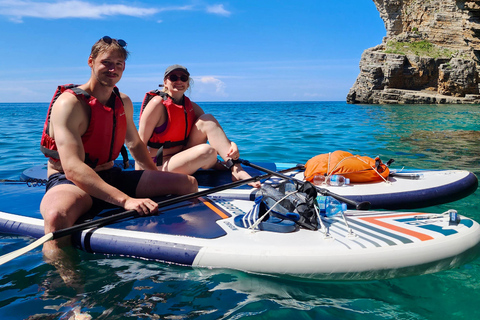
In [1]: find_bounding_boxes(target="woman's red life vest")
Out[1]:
[40,84,127,169]
[140,90,196,149]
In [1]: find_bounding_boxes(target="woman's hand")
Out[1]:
[226,142,239,160]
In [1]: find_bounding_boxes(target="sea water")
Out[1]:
[0,101,479,319]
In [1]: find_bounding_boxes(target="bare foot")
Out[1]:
[231,164,261,188]
[43,246,83,289]
[68,307,92,320]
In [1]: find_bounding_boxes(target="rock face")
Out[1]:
[347,0,480,104]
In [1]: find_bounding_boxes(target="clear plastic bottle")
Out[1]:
[327,175,350,186]
[315,195,347,217]
[313,174,350,186]
[313,174,326,186]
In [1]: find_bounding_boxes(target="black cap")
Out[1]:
[164,64,190,78]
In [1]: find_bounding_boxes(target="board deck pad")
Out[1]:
[91,197,232,239]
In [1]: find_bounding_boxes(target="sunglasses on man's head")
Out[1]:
[168,74,189,82]
[101,36,127,48]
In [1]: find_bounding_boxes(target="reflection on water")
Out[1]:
[18,258,475,320]
[400,130,480,172]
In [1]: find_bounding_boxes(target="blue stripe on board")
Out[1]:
[397,217,459,236]
[73,230,201,266]
[0,217,44,239]
[461,219,474,228]
[329,223,371,249]
[417,218,473,234]
[396,216,475,235]
[417,224,456,236]
[346,218,413,245]
[341,222,386,248]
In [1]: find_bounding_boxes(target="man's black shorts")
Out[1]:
[46,166,144,199]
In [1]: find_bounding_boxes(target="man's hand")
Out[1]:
[124,198,159,216]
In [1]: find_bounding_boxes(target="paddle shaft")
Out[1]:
[237,159,371,210]
[0,179,46,186]
[0,164,302,265]
[54,166,305,238]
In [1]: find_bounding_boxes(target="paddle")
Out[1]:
[236,159,371,210]
[0,178,46,186]
[0,164,303,265]
[0,179,25,183]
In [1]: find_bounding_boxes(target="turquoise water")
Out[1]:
[0,101,480,319]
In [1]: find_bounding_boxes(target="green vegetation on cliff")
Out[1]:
[384,40,457,58]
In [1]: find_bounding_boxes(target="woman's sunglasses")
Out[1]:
[101,36,127,48]
[168,74,189,82]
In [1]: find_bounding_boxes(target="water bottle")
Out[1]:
[315,195,347,217]
[327,175,350,186]
[313,174,326,186]
[313,174,350,186]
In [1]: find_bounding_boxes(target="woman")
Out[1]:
[137,64,260,187]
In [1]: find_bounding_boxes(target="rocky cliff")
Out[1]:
[347,0,480,104]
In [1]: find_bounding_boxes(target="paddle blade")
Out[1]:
[0,233,53,265]
[356,201,372,210]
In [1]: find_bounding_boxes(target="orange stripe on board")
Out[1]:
[199,197,230,219]
[359,213,434,241]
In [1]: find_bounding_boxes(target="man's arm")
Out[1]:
[51,93,157,214]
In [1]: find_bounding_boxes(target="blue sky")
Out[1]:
[0,0,385,102]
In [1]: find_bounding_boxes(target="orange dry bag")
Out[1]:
[304,151,392,183]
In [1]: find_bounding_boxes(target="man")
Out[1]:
[39,36,198,254]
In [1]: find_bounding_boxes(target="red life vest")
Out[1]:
[140,90,196,149]
[40,84,127,169]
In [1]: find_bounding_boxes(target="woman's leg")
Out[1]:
[136,169,198,196]
[187,114,237,158]
[160,144,218,175]
[186,114,260,187]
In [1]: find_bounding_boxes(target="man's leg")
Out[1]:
[187,114,259,187]
[40,184,93,252]
[135,170,198,197]
[40,184,92,289]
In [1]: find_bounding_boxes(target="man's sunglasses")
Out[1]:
[168,74,189,82]
[101,36,127,48]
